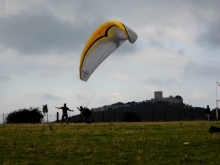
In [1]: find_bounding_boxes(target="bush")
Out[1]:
[6,107,44,123]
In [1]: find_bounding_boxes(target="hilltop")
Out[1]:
[66,91,217,122]
[67,100,213,122]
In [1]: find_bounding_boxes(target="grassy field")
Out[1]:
[0,121,220,165]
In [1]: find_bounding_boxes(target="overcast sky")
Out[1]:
[0,0,220,123]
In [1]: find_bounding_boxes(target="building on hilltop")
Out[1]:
[91,91,183,112]
[146,91,183,104]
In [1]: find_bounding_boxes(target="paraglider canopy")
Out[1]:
[79,20,138,82]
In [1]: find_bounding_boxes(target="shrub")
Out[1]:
[6,107,44,123]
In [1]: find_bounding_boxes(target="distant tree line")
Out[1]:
[5,107,44,123]
[7,101,216,123]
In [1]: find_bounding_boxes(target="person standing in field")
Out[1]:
[205,105,211,121]
[55,103,74,124]
[77,106,92,124]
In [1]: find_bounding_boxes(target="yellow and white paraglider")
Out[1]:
[78,20,138,107]
[79,20,138,82]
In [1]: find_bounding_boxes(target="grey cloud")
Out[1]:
[0,73,11,82]
[28,93,61,100]
[150,39,163,48]
[0,86,7,98]
[0,10,105,55]
[0,86,3,92]
[196,17,220,49]
[178,49,185,56]
[0,0,5,14]
[40,93,61,100]
[184,61,220,78]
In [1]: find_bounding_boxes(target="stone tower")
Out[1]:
[154,91,163,100]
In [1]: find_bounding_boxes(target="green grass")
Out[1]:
[0,121,220,165]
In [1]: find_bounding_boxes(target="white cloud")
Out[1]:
[111,93,124,102]
[27,93,61,100]
[132,46,189,69]
[189,89,209,101]
[110,72,133,82]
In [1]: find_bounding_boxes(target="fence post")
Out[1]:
[114,111,116,122]
[56,112,59,122]
[3,113,4,124]
[185,109,186,121]
[178,108,180,121]
[164,109,166,121]
[152,109,154,121]
[139,109,140,120]
[91,112,93,122]
[103,111,104,122]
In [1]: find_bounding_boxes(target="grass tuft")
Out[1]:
[49,124,52,131]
